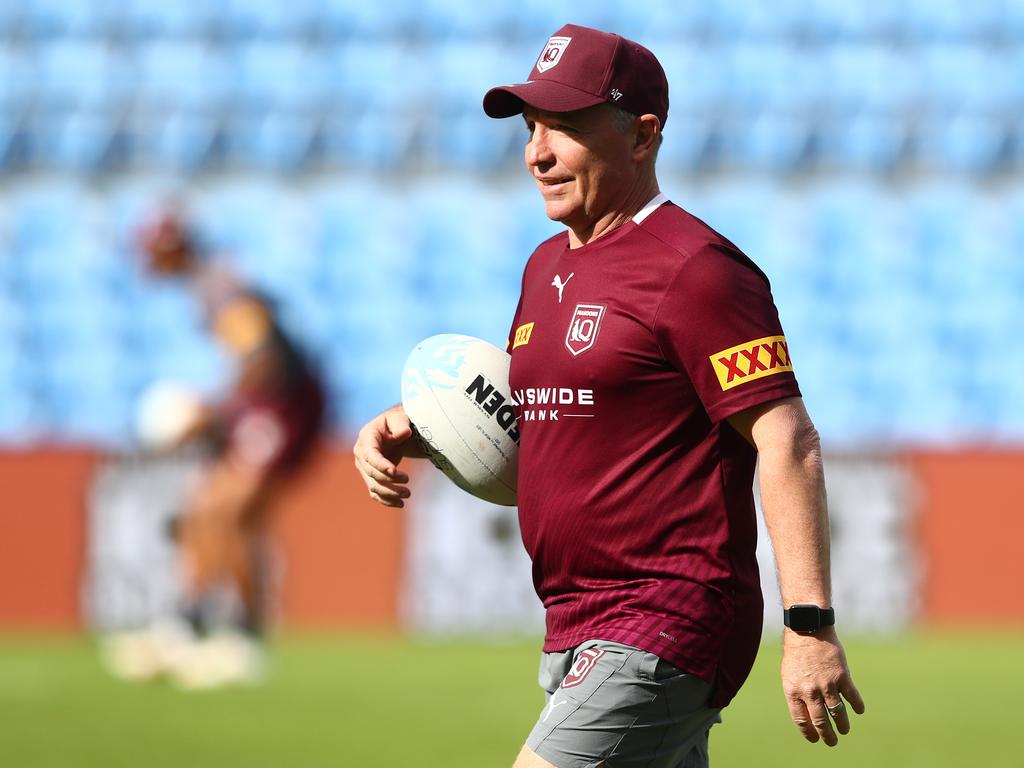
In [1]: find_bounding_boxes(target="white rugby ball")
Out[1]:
[135,381,204,449]
[401,334,518,506]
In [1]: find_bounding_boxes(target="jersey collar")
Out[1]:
[632,192,670,225]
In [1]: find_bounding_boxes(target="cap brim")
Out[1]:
[483,80,606,119]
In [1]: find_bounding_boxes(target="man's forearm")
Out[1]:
[755,408,832,609]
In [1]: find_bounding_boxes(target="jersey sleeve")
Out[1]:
[506,291,524,352]
[506,250,535,352]
[653,243,801,423]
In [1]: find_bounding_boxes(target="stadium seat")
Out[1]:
[135,42,230,114]
[512,0,620,41]
[718,111,812,172]
[35,108,118,172]
[0,49,35,115]
[120,0,222,38]
[319,0,418,38]
[914,112,1007,173]
[131,44,228,169]
[21,0,117,39]
[818,110,908,172]
[222,0,318,39]
[0,387,41,446]
[0,2,23,38]
[225,109,316,171]
[419,0,519,38]
[825,44,921,114]
[35,345,139,446]
[132,109,221,172]
[35,40,130,111]
[235,41,331,112]
[904,0,1005,41]
[919,44,1014,113]
[710,0,808,40]
[802,0,904,40]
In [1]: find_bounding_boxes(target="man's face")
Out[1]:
[522,105,636,232]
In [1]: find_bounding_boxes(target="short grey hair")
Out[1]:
[608,104,639,134]
[606,104,663,156]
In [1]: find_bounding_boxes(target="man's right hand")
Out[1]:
[353,406,420,508]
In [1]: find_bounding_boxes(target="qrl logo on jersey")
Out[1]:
[560,648,605,689]
[565,303,606,356]
[536,36,572,73]
[710,335,794,390]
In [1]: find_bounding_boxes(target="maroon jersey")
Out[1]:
[508,198,801,707]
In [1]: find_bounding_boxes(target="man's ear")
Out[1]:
[633,114,661,160]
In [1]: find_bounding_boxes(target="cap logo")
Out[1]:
[536,36,572,73]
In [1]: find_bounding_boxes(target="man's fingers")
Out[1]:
[361,445,401,479]
[841,678,866,715]
[384,410,413,441]
[356,442,410,482]
[806,698,838,747]
[786,698,819,744]
[357,453,409,485]
[825,696,851,735]
[367,476,410,501]
[369,489,404,508]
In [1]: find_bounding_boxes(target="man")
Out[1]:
[353,24,864,766]
[106,210,325,688]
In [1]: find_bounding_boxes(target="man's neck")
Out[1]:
[566,178,661,249]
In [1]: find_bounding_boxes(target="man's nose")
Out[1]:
[526,126,554,167]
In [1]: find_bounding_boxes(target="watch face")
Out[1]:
[787,605,821,632]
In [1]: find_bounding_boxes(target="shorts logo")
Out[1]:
[565,303,605,357]
[560,648,605,689]
[710,335,793,390]
[536,36,572,73]
[512,322,534,349]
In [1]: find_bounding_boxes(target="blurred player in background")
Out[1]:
[105,209,326,689]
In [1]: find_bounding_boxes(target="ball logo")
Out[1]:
[536,36,572,73]
[565,303,606,356]
[560,648,605,689]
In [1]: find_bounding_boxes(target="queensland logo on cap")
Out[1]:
[536,36,572,73]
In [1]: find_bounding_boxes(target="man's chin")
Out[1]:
[542,202,574,224]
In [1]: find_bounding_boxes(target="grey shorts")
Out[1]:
[525,639,722,768]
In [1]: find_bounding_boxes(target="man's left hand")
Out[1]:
[780,627,865,746]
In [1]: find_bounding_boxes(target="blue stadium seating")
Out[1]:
[21,0,115,39]
[0,1,1021,445]
[319,0,419,38]
[120,0,221,38]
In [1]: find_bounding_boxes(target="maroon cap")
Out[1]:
[483,24,669,128]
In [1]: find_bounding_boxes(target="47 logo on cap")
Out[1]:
[536,36,572,73]
[710,335,793,390]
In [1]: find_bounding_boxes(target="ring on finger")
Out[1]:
[826,701,845,717]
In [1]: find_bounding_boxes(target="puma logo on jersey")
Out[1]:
[710,335,793,390]
[551,273,574,303]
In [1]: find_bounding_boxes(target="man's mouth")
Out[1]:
[537,176,572,190]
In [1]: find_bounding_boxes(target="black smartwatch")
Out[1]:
[783,604,835,634]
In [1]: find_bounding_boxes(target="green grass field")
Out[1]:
[1,631,1021,767]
